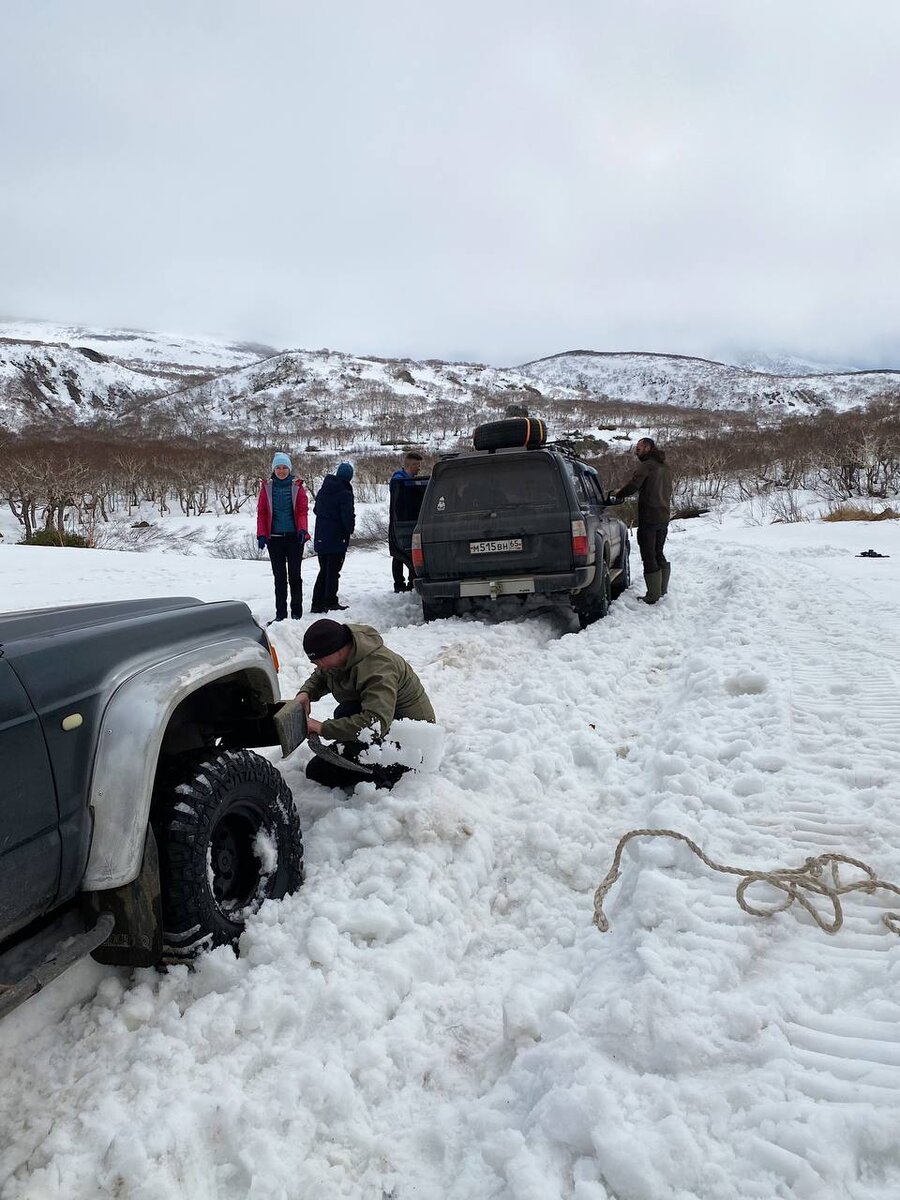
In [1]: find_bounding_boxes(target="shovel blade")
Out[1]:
[272,698,309,759]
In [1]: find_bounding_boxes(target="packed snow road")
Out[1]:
[1,517,899,1200]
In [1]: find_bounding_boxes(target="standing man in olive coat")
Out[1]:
[610,438,673,605]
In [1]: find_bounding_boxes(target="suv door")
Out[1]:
[389,474,430,568]
[0,659,61,940]
[566,463,604,561]
[581,468,622,564]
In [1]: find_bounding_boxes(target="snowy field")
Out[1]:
[1,513,900,1200]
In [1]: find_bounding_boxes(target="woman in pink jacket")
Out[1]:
[256,452,310,621]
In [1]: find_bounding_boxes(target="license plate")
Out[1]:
[469,538,523,554]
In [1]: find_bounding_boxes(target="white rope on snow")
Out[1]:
[593,828,900,937]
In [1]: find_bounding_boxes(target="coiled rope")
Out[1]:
[593,828,900,937]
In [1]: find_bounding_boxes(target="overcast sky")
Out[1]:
[2,1,899,366]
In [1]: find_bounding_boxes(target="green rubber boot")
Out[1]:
[641,570,662,605]
[660,562,671,596]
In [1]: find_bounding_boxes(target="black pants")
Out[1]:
[305,701,408,791]
[636,522,669,575]
[312,552,346,611]
[267,534,303,618]
[391,554,413,591]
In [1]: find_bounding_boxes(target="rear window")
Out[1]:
[429,456,566,514]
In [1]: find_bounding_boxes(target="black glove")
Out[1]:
[257,535,268,550]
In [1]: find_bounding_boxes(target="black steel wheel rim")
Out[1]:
[210,803,264,911]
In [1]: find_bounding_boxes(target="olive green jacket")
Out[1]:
[617,453,673,524]
[298,623,435,743]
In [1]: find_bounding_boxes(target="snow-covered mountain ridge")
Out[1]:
[0,320,274,428]
[523,349,900,416]
[1,320,898,433]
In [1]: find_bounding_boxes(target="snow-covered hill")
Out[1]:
[2,320,899,434]
[0,320,274,373]
[725,350,864,376]
[0,320,275,428]
[521,350,900,415]
[141,346,550,439]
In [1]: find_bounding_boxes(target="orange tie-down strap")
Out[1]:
[522,418,544,446]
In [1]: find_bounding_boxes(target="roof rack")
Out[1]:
[544,439,581,461]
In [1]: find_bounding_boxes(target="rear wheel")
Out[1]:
[575,559,611,629]
[422,598,455,622]
[153,749,303,962]
[611,538,631,598]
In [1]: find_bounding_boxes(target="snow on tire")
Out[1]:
[576,557,611,629]
[153,748,303,962]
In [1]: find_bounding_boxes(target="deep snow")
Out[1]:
[1,513,899,1200]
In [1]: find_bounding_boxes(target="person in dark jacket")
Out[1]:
[610,438,673,605]
[388,451,424,592]
[311,462,355,613]
[256,452,310,621]
[296,619,436,790]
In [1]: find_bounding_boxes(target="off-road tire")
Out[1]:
[576,558,611,629]
[611,538,631,598]
[472,417,546,452]
[153,749,303,963]
[422,598,455,622]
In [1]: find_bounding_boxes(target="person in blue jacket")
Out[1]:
[311,462,356,613]
[389,451,424,592]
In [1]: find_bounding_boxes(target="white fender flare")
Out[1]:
[83,639,279,890]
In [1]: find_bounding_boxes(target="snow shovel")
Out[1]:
[271,697,309,759]
[272,700,376,779]
[306,732,376,778]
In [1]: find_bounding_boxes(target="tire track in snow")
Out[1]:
[712,545,900,1198]
[447,537,818,1198]
[326,547,772,1198]
[465,535,900,1200]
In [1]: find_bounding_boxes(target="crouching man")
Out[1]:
[296,619,436,789]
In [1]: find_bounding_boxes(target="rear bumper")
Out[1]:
[415,566,593,599]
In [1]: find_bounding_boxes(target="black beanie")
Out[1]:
[303,619,353,660]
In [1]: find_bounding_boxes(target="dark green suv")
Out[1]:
[411,420,631,627]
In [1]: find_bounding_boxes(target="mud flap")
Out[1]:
[88,828,163,967]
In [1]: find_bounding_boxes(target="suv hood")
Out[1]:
[0,598,203,648]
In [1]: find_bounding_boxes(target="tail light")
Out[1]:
[411,531,424,573]
[571,518,589,565]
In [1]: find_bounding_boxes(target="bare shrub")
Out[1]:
[352,510,390,549]
[92,519,208,554]
[770,492,808,524]
[206,527,268,560]
[92,520,172,553]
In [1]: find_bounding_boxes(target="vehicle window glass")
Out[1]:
[430,458,565,512]
[586,473,605,504]
[573,472,592,507]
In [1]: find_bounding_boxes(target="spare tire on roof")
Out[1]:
[473,417,547,451]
